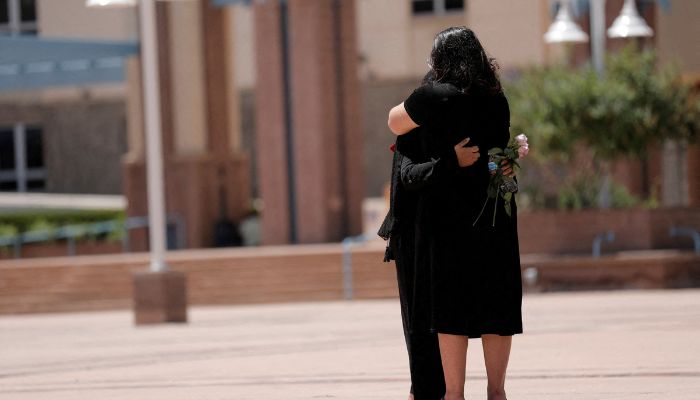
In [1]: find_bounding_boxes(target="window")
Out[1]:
[412,0,465,15]
[0,123,46,192]
[0,0,38,36]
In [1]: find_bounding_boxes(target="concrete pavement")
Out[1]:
[1,289,699,399]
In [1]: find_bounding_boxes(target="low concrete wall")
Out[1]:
[1,243,699,315]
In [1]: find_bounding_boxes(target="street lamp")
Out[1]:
[608,0,654,38]
[545,0,654,74]
[87,0,192,324]
[544,0,589,43]
[86,0,136,7]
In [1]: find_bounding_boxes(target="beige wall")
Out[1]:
[229,5,256,90]
[468,0,549,68]
[168,1,208,155]
[656,0,700,78]
[356,0,415,80]
[355,0,550,81]
[37,0,137,41]
[29,0,700,88]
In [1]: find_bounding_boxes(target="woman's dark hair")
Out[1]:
[429,26,501,94]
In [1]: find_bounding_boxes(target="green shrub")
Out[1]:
[0,224,17,237]
[0,209,125,243]
[556,171,641,211]
[557,172,601,210]
[610,182,639,209]
[507,46,700,162]
[507,46,700,208]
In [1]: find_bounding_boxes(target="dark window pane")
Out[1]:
[0,127,15,171]
[0,0,8,24]
[26,179,45,191]
[20,0,36,23]
[445,0,464,11]
[25,126,43,168]
[0,180,17,191]
[412,0,434,14]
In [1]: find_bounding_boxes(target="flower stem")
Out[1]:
[473,195,490,227]
[492,194,498,227]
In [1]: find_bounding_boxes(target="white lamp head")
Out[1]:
[607,0,653,38]
[544,0,589,44]
[86,0,137,7]
[86,0,193,7]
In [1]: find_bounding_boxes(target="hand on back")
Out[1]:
[454,137,480,167]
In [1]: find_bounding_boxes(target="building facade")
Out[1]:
[2,0,699,246]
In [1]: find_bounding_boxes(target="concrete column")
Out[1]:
[253,0,364,244]
[336,0,365,238]
[124,0,251,250]
[253,2,291,244]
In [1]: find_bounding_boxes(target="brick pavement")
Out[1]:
[1,289,699,399]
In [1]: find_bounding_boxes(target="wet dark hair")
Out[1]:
[429,26,501,94]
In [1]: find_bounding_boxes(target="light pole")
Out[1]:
[87,0,192,324]
[544,0,654,75]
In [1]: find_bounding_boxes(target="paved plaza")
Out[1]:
[1,288,700,399]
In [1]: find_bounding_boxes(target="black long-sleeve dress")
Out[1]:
[403,81,524,338]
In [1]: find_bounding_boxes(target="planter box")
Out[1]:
[518,207,700,255]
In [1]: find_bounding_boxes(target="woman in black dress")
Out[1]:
[387,27,523,400]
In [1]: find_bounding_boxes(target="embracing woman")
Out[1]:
[387,27,524,400]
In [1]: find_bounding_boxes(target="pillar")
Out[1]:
[253,0,364,244]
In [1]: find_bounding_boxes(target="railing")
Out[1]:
[341,234,370,300]
[669,227,700,254]
[0,214,185,259]
[592,230,615,258]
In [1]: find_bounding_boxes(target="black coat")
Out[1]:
[378,129,453,400]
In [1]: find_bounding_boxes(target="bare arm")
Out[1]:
[387,102,419,135]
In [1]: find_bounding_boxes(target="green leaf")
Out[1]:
[488,147,504,156]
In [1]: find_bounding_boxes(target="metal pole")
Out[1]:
[279,0,297,243]
[589,0,606,76]
[138,0,168,272]
[13,124,27,192]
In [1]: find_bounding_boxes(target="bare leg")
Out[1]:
[438,333,468,400]
[481,334,512,400]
